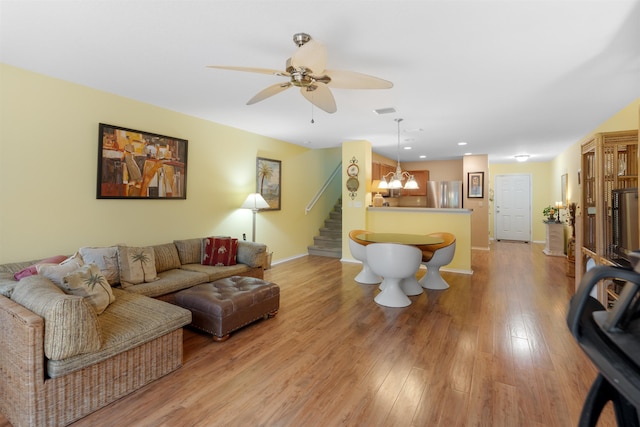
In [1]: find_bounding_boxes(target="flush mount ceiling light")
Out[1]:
[515,154,530,162]
[374,107,397,115]
[378,118,419,190]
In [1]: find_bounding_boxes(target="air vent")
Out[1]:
[373,107,396,115]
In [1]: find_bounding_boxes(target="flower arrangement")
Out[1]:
[542,205,558,221]
[542,205,556,219]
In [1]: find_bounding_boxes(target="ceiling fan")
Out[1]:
[207,33,393,114]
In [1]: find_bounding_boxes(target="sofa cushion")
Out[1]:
[79,246,120,285]
[121,268,209,298]
[61,264,116,315]
[13,255,68,280]
[202,236,238,266]
[118,245,158,288]
[237,241,267,268]
[36,253,84,286]
[46,288,191,378]
[181,263,254,283]
[152,243,182,273]
[11,275,102,360]
[173,238,202,265]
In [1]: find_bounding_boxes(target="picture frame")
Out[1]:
[468,172,484,198]
[256,157,281,210]
[97,123,187,199]
[561,173,568,207]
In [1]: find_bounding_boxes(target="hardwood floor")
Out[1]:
[0,241,616,426]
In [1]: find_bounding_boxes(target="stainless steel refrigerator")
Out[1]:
[426,181,463,208]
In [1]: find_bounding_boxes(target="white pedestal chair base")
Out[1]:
[366,243,422,308]
[355,266,382,285]
[419,241,456,290]
[418,270,450,290]
[349,232,382,285]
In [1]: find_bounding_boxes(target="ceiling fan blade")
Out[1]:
[207,65,289,77]
[291,39,327,74]
[325,69,393,89]
[247,82,292,105]
[300,84,337,114]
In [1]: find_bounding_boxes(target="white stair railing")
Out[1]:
[305,162,342,215]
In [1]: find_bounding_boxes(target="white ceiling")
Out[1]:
[2,0,639,163]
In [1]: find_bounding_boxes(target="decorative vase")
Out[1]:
[373,193,384,207]
[548,215,555,222]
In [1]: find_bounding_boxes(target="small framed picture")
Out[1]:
[468,172,484,198]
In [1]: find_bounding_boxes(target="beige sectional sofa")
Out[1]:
[0,238,267,427]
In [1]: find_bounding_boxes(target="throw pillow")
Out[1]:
[79,246,120,285]
[36,253,84,286]
[173,238,202,264]
[13,255,68,280]
[202,236,238,266]
[61,263,116,315]
[117,245,158,288]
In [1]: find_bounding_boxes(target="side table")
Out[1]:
[543,221,565,257]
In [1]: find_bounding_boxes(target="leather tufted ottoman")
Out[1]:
[174,276,279,342]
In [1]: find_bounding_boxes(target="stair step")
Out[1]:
[313,235,341,248]
[307,245,342,258]
[308,197,342,259]
[319,227,341,238]
[324,218,341,229]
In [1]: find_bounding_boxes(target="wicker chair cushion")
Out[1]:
[11,275,102,360]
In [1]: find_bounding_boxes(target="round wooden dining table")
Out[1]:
[356,233,445,306]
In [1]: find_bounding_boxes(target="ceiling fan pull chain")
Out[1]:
[310,99,315,124]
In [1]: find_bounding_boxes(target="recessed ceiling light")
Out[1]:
[373,107,396,115]
[403,146,412,150]
[458,142,467,146]
[464,152,472,156]
[419,155,426,159]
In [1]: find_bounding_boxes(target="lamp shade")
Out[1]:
[404,176,419,189]
[241,193,270,210]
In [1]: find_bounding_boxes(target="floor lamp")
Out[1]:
[241,193,269,242]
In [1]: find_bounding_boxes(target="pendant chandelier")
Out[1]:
[378,118,419,190]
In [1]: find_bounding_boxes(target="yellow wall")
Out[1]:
[0,64,342,263]
[489,162,552,242]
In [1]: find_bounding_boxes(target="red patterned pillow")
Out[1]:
[202,237,238,266]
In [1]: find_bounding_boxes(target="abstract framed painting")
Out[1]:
[256,157,281,210]
[97,123,187,199]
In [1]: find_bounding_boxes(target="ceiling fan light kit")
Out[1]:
[208,33,393,114]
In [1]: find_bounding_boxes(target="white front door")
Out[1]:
[495,174,532,242]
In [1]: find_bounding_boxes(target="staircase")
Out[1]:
[307,199,342,258]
